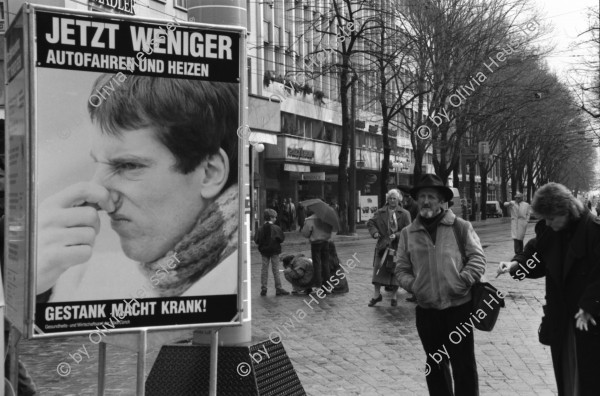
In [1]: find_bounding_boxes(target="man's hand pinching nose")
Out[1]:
[37,182,115,294]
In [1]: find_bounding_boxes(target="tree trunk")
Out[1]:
[337,66,351,235]
[469,160,476,221]
[480,165,488,221]
[379,122,391,207]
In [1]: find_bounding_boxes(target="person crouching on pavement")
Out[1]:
[497,183,600,396]
[367,189,411,307]
[254,209,289,296]
[395,174,486,396]
[301,208,333,294]
[281,254,314,295]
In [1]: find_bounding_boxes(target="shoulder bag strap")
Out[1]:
[452,218,467,265]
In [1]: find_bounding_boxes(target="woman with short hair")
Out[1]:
[367,189,411,306]
[498,182,600,396]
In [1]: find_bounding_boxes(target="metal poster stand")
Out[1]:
[7,326,20,396]
[209,329,219,396]
[97,342,106,396]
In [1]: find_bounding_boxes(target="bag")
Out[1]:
[470,282,505,331]
[384,248,396,272]
[452,219,505,332]
[376,247,396,274]
[538,305,552,345]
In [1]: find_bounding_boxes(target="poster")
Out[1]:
[29,8,243,336]
[359,195,378,222]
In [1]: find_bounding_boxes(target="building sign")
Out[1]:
[290,172,325,181]
[325,174,338,182]
[302,172,325,181]
[287,147,314,160]
[90,0,135,15]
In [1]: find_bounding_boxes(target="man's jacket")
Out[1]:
[301,215,332,243]
[395,210,486,309]
[254,222,285,255]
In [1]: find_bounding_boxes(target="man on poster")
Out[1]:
[36,75,239,302]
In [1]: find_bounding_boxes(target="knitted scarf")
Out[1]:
[139,184,239,297]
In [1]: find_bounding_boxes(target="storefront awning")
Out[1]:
[249,131,278,145]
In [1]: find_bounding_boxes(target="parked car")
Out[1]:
[486,201,502,218]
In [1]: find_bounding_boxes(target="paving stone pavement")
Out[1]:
[250,224,557,396]
[17,221,559,395]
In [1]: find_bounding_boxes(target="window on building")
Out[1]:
[324,123,335,142]
[334,125,343,144]
[174,0,187,10]
[275,48,284,75]
[247,57,252,93]
[282,112,297,135]
[313,120,325,140]
[273,25,281,47]
[263,20,272,44]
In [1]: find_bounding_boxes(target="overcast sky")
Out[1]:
[532,0,598,78]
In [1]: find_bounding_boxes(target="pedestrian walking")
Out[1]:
[398,185,419,221]
[497,182,600,396]
[297,203,306,229]
[253,209,289,296]
[395,174,486,396]
[287,197,296,230]
[367,189,411,307]
[301,208,333,294]
[503,192,531,254]
[279,198,290,231]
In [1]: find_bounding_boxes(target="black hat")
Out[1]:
[410,174,453,202]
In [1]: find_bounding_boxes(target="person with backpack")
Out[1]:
[254,209,289,296]
[395,174,486,396]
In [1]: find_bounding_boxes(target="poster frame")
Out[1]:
[15,4,248,339]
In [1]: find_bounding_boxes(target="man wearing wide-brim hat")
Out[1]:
[395,174,486,396]
[503,191,531,254]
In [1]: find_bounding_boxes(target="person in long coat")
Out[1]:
[367,189,411,306]
[498,183,600,396]
[503,192,531,254]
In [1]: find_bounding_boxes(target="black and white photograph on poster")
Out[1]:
[33,10,241,334]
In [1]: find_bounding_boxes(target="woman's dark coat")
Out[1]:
[510,212,600,396]
[367,205,411,286]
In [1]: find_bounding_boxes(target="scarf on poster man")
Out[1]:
[139,184,239,297]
